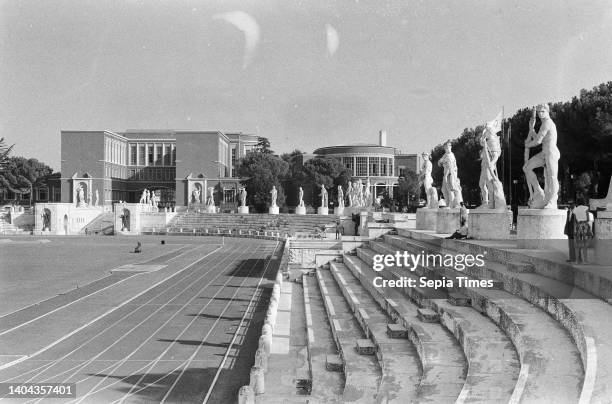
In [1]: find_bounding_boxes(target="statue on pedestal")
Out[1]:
[364,179,372,208]
[523,104,560,209]
[206,187,215,206]
[478,125,506,209]
[320,185,328,207]
[438,141,462,208]
[76,184,85,207]
[354,180,363,207]
[139,189,147,204]
[298,187,305,207]
[346,182,353,207]
[239,187,247,207]
[337,185,344,208]
[94,189,99,207]
[270,186,278,207]
[419,152,437,208]
[41,210,50,230]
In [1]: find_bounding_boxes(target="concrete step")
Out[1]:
[302,275,344,402]
[315,269,381,403]
[328,262,421,402]
[382,235,597,402]
[355,246,520,402]
[338,257,468,403]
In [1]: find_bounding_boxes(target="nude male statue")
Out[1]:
[478,125,506,209]
[418,152,436,208]
[523,104,560,209]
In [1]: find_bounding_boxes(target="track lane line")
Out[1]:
[68,243,270,404]
[0,244,223,373]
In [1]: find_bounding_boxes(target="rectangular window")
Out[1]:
[231,147,237,177]
[138,145,145,165]
[148,145,154,165]
[369,157,379,177]
[163,144,170,165]
[356,157,367,176]
[171,145,176,165]
[381,158,388,176]
[130,145,137,165]
[156,144,162,165]
[342,157,354,176]
[223,189,236,203]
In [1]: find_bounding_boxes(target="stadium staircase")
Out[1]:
[82,212,114,235]
[256,227,612,403]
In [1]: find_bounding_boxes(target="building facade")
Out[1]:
[60,130,258,209]
[312,131,420,198]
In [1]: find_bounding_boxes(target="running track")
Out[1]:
[0,237,281,403]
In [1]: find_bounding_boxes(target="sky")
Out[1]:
[1,0,611,171]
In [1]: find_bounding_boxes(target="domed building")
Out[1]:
[312,131,419,198]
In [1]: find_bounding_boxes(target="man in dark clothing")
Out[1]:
[564,203,576,262]
[352,213,360,236]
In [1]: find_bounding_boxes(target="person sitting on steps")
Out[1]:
[134,241,142,253]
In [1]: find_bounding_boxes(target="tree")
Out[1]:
[0,137,14,171]
[300,157,349,207]
[255,137,273,154]
[0,157,54,204]
[397,170,419,209]
[237,151,289,212]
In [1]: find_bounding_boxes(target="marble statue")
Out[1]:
[150,192,157,207]
[320,185,328,207]
[438,141,461,208]
[354,180,363,207]
[121,210,129,231]
[145,189,150,205]
[240,187,247,207]
[94,189,99,207]
[418,152,436,208]
[192,187,201,204]
[364,179,372,208]
[76,185,85,206]
[337,185,344,208]
[270,186,278,207]
[206,187,215,206]
[42,210,50,230]
[298,187,305,207]
[523,104,560,209]
[139,189,147,204]
[346,182,353,207]
[478,126,506,209]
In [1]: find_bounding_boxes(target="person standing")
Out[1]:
[573,198,594,264]
[564,203,576,263]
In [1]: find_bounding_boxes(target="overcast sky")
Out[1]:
[1,0,611,170]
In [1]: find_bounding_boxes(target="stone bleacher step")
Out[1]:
[386,323,408,339]
[351,247,520,402]
[417,308,439,323]
[447,292,471,306]
[379,235,588,403]
[327,262,421,403]
[302,275,344,402]
[314,268,381,403]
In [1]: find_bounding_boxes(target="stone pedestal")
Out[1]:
[416,208,438,230]
[595,211,612,239]
[334,206,345,216]
[517,208,565,247]
[436,208,460,234]
[238,206,249,214]
[205,205,216,213]
[269,206,279,215]
[295,206,306,215]
[317,207,329,215]
[468,209,512,240]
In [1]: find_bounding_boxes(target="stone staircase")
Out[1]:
[256,227,612,403]
[168,212,338,237]
[82,212,114,235]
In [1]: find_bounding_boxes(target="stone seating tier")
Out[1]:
[326,262,422,402]
[354,246,521,402]
[315,268,381,402]
[369,238,584,403]
[168,212,338,236]
[387,230,612,402]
